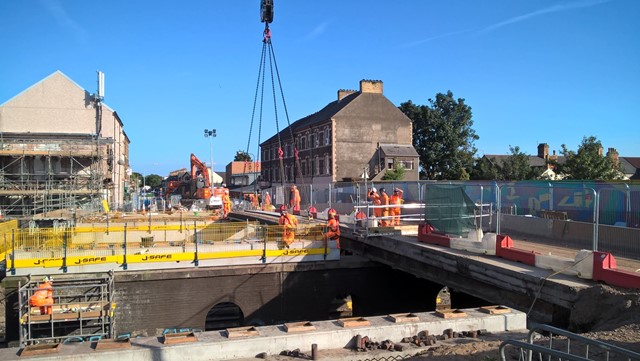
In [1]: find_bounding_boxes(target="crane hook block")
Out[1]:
[261,0,274,23]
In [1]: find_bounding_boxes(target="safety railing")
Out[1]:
[4,222,336,274]
[499,324,640,361]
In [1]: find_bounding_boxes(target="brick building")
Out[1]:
[260,80,418,187]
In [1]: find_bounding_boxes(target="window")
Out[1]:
[399,160,414,170]
[324,128,330,145]
[310,134,316,149]
[314,156,319,175]
[301,161,306,176]
[301,136,306,150]
[315,131,320,147]
[387,159,394,169]
[318,158,325,175]
[325,154,330,174]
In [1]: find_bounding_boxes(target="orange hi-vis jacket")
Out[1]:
[279,213,298,245]
[290,188,301,208]
[30,281,53,306]
[326,218,340,240]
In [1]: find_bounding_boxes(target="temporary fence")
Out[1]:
[3,222,335,274]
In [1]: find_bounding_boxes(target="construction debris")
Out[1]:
[353,328,489,353]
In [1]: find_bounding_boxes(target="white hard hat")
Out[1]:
[372,187,377,193]
[42,276,52,282]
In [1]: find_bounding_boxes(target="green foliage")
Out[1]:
[399,91,478,180]
[381,163,406,180]
[234,150,253,161]
[144,174,163,188]
[471,146,538,180]
[559,136,623,180]
[501,146,537,180]
[471,157,500,180]
[130,172,143,186]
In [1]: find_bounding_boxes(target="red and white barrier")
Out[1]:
[417,223,640,289]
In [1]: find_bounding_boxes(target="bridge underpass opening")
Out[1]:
[205,302,244,331]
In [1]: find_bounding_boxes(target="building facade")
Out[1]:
[260,80,419,187]
[0,71,130,216]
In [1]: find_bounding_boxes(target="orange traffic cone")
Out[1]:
[141,205,146,215]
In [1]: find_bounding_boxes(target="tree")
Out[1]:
[501,146,537,181]
[234,151,253,161]
[399,91,478,180]
[559,136,623,180]
[470,157,500,180]
[381,163,406,180]
[130,172,143,187]
[144,174,163,189]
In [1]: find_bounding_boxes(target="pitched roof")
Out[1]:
[379,144,419,157]
[619,157,640,177]
[483,154,566,168]
[0,70,116,112]
[261,91,360,145]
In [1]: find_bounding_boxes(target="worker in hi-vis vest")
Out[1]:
[30,276,54,315]
[278,205,298,248]
[325,208,341,249]
[390,188,404,226]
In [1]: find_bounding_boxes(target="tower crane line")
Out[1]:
[245,0,305,194]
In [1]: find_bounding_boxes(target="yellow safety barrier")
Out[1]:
[3,222,336,271]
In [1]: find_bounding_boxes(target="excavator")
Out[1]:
[165,153,227,210]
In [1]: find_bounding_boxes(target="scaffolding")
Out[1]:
[0,136,112,217]
[17,272,115,346]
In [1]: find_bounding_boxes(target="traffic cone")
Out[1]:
[141,205,146,216]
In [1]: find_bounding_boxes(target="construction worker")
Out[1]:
[379,188,390,226]
[263,191,271,211]
[368,187,382,221]
[390,188,404,226]
[278,205,298,248]
[325,209,341,249]
[290,185,301,213]
[29,276,54,315]
[222,189,232,219]
[251,192,259,210]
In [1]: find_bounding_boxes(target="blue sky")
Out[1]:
[1,0,638,176]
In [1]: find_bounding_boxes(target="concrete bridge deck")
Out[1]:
[0,307,526,361]
[230,210,638,326]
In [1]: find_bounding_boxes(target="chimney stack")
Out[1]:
[337,89,356,102]
[359,79,383,94]
[537,143,549,160]
[607,147,619,164]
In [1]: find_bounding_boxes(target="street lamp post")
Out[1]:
[204,129,216,190]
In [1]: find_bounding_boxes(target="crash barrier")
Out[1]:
[499,323,640,361]
[3,222,338,275]
[418,226,640,289]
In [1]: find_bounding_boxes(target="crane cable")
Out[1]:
[245,11,305,195]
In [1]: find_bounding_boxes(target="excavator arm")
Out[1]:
[190,153,212,200]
